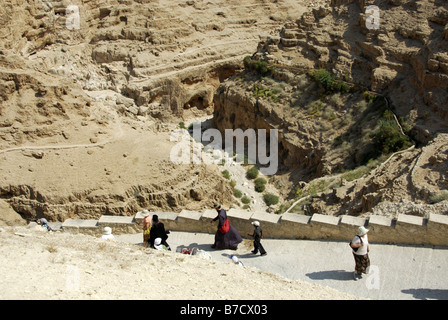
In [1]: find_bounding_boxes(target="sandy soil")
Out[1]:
[0,225,360,300]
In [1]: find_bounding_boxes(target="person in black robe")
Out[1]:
[149,214,171,250]
[210,204,242,250]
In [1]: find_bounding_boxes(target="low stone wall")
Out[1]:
[60,209,448,247]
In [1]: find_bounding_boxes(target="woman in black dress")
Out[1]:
[149,214,171,250]
[210,204,242,250]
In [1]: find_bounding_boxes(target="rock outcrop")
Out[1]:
[256,0,448,140]
[1,0,314,221]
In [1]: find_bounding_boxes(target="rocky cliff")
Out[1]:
[1,0,447,223]
[0,0,318,223]
[213,0,448,217]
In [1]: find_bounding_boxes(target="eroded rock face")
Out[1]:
[1,0,314,221]
[212,0,448,215]
[1,0,447,221]
[0,0,311,121]
[256,0,448,138]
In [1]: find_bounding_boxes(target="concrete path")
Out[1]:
[116,231,448,300]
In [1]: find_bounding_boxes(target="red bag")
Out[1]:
[219,219,230,234]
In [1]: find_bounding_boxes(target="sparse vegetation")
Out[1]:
[246,166,259,180]
[222,169,230,180]
[253,84,279,102]
[233,188,243,198]
[373,110,413,155]
[308,69,349,94]
[254,177,267,193]
[243,56,274,76]
[263,193,279,206]
[241,195,251,204]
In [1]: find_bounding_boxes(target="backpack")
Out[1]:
[349,235,363,252]
[219,219,230,234]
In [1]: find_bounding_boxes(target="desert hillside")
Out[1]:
[213,0,448,217]
[0,0,447,224]
[0,0,326,222]
[0,225,360,300]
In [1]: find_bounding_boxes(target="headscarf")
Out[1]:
[142,215,151,230]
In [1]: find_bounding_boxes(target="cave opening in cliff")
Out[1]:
[184,95,206,110]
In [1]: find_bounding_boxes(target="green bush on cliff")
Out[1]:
[263,193,279,206]
[308,69,349,94]
[246,166,259,179]
[253,84,279,102]
[254,177,267,193]
[243,56,274,76]
[373,110,413,155]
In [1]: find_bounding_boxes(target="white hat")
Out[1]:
[102,227,112,235]
[251,221,260,227]
[357,226,369,236]
[154,237,164,250]
[141,209,150,217]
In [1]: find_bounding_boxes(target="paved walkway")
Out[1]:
[116,231,448,300]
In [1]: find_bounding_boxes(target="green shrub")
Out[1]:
[309,69,333,91]
[243,56,274,76]
[241,195,251,204]
[246,166,259,180]
[222,170,230,180]
[233,188,242,198]
[253,85,279,102]
[373,115,412,155]
[308,69,349,94]
[254,177,267,193]
[263,193,279,206]
[332,80,349,93]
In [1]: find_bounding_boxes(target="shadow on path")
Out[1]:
[401,288,448,300]
[305,270,354,281]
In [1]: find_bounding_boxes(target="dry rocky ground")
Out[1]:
[0,225,360,300]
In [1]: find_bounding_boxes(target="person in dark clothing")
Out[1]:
[36,218,53,232]
[149,215,171,250]
[248,221,267,256]
[210,203,242,250]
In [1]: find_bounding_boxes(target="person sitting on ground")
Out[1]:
[35,218,53,232]
[154,237,168,251]
[101,227,115,241]
[149,214,171,250]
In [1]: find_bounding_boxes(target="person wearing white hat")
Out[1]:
[350,226,370,280]
[101,226,115,241]
[154,237,167,250]
[247,221,267,256]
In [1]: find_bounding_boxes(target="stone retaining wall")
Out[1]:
[60,209,448,247]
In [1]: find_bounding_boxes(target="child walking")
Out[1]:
[248,221,267,256]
